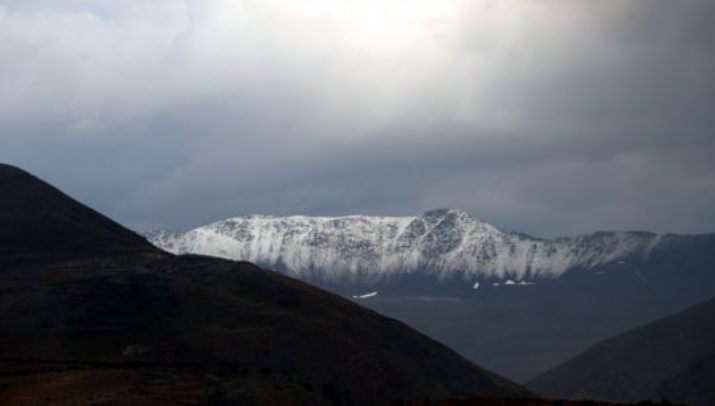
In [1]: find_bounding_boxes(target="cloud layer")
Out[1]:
[2,0,714,236]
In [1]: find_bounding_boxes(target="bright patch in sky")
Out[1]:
[1,0,714,237]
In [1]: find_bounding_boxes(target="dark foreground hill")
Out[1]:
[411,399,679,406]
[0,163,153,256]
[0,163,527,404]
[527,297,715,406]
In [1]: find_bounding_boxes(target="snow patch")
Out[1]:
[352,291,378,299]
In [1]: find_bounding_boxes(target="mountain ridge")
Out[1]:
[145,209,680,284]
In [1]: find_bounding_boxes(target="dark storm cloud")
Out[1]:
[1,0,713,237]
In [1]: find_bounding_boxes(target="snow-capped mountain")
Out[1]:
[144,209,667,283]
[143,209,715,382]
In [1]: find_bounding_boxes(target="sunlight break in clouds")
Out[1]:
[0,0,630,139]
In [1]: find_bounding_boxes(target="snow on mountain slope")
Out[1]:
[145,209,665,283]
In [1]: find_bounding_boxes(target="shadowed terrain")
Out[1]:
[410,399,680,406]
[0,163,153,256]
[0,163,527,404]
[528,297,715,406]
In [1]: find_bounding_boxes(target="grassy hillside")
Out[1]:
[528,297,715,405]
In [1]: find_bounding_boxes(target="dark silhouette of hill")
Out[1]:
[0,163,155,256]
[0,163,527,404]
[527,297,715,405]
[658,352,715,406]
[410,398,679,406]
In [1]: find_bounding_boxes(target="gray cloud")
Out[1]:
[1,0,714,237]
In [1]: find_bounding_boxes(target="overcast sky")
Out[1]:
[2,0,714,237]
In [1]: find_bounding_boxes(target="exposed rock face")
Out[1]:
[146,209,666,283]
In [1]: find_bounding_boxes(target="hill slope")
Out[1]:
[659,352,715,406]
[0,163,154,256]
[0,163,527,404]
[527,297,715,405]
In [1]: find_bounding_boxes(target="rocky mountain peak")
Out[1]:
[145,210,665,284]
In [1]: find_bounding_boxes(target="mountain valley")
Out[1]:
[147,212,715,382]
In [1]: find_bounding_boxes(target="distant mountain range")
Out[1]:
[529,297,715,406]
[145,209,672,285]
[145,211,715,383]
